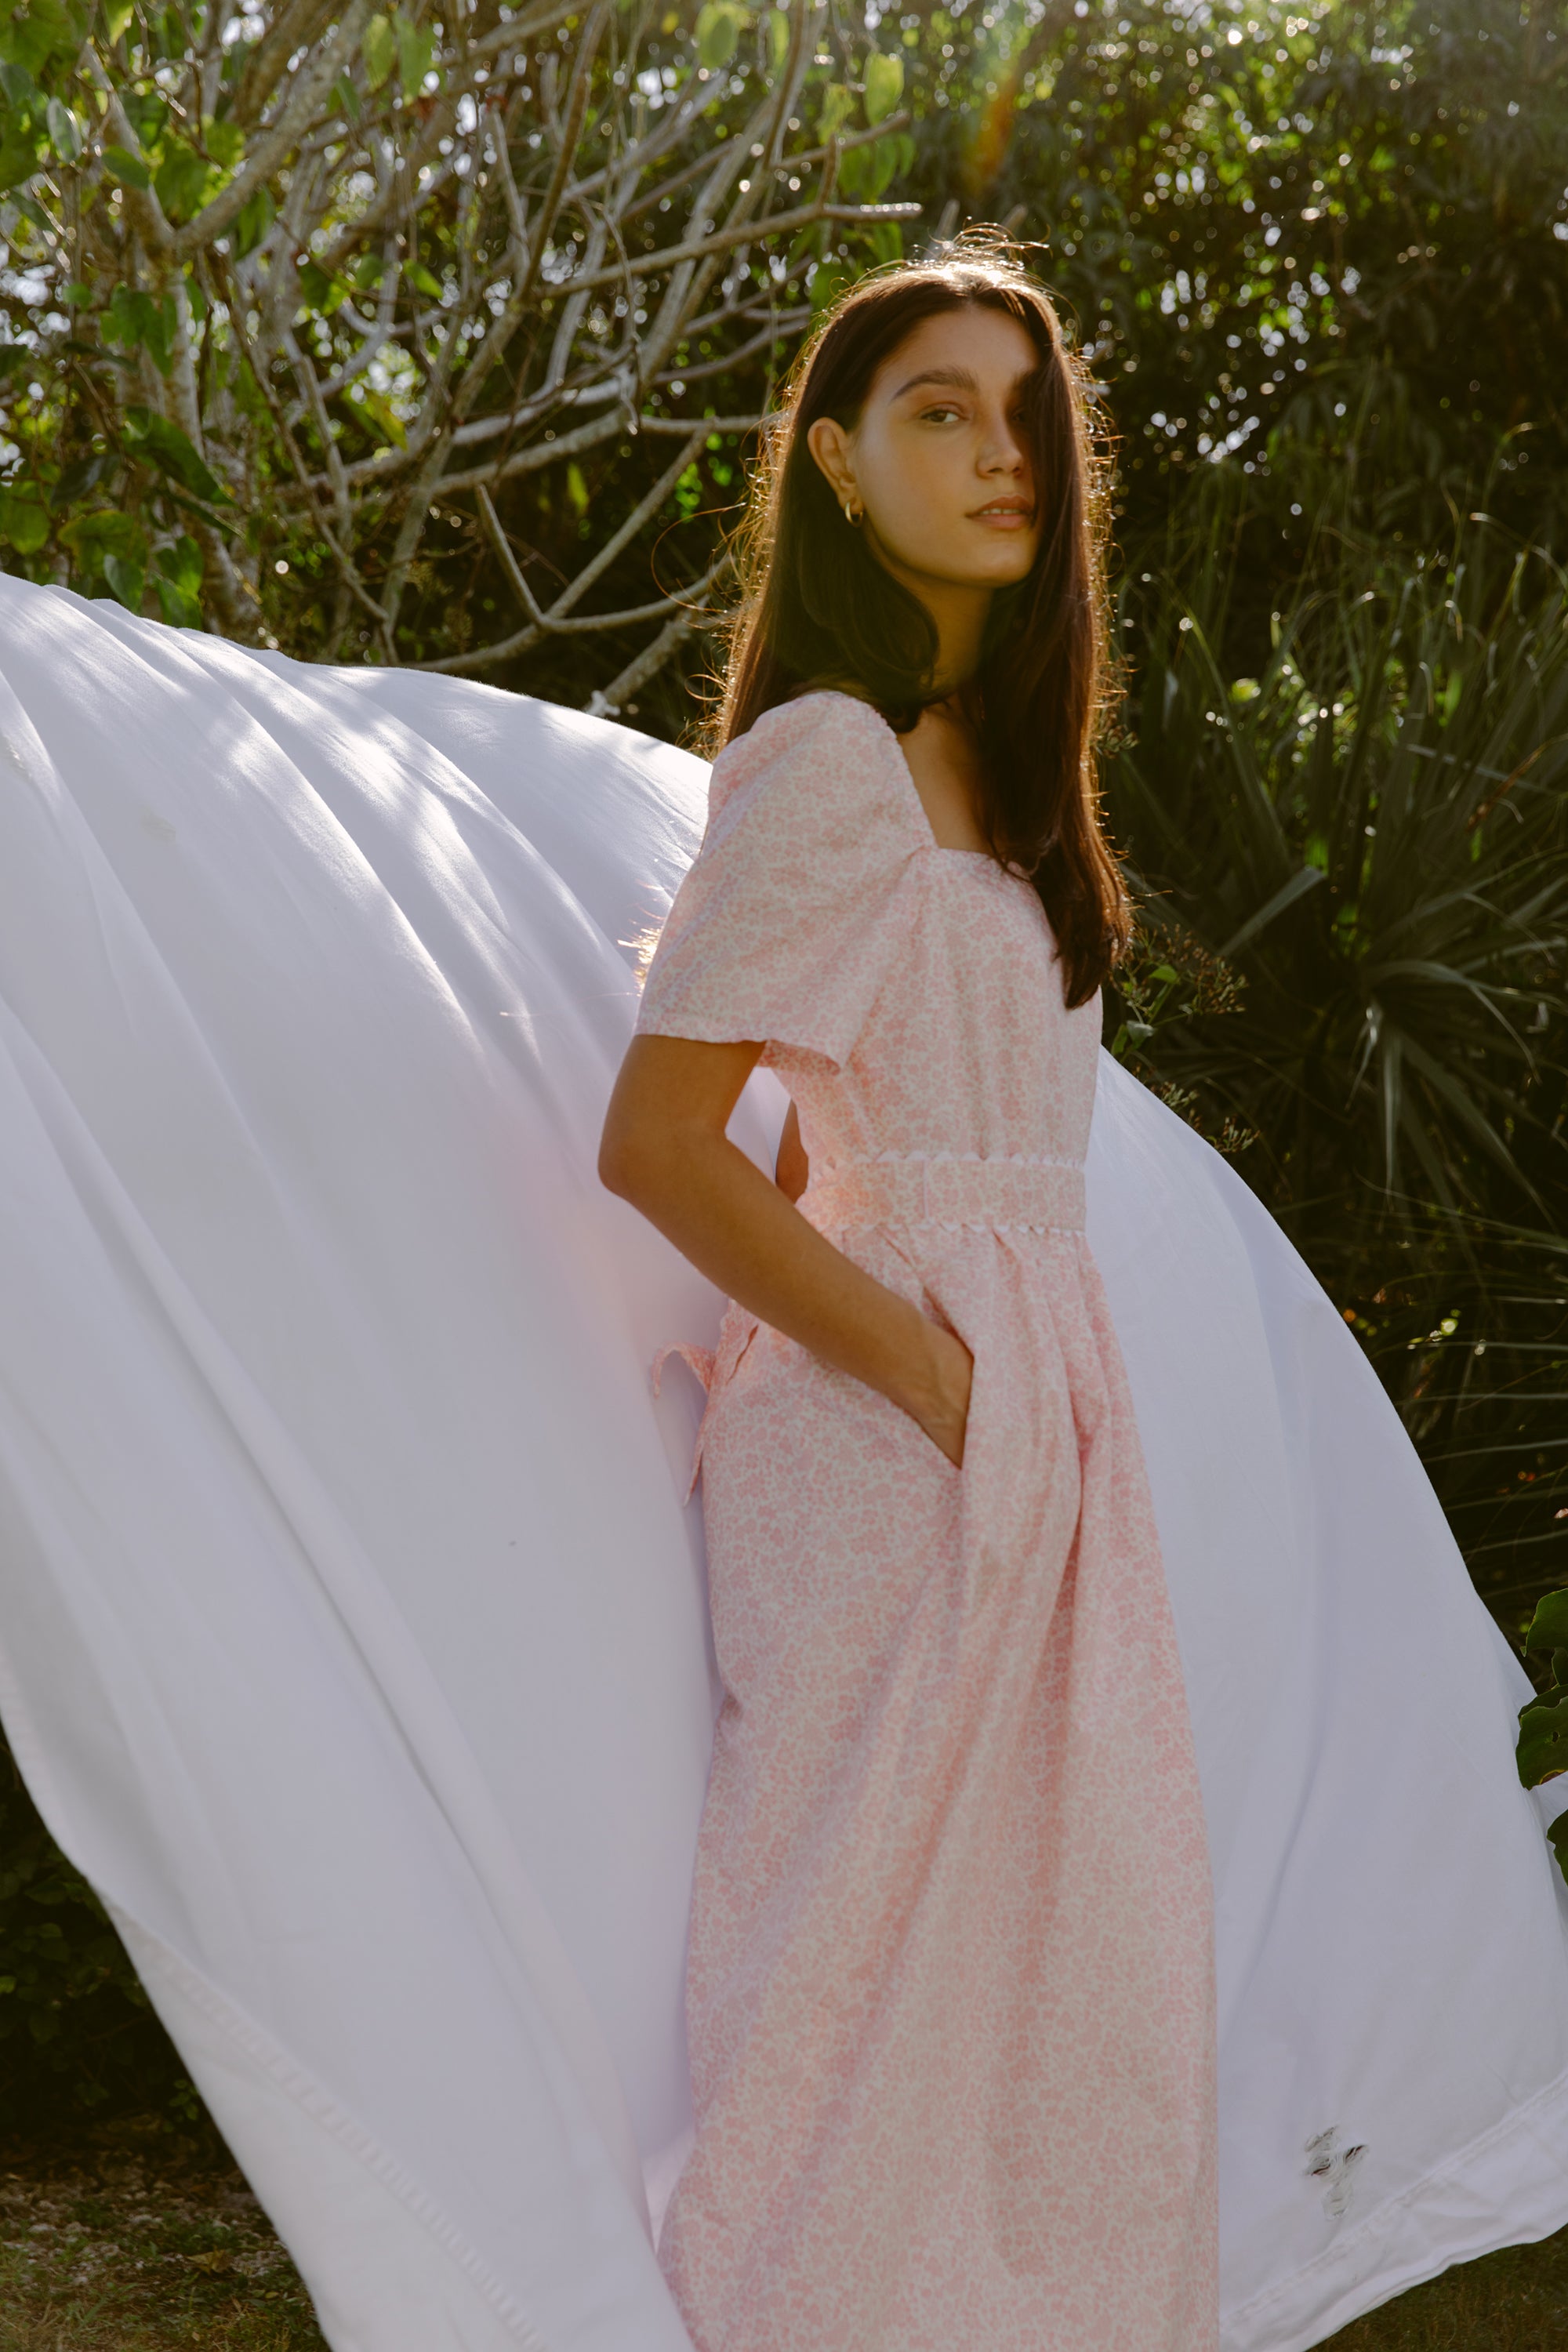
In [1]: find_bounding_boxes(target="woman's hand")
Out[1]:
[895,1319,974,1467]
[768,1093,967,1461]
[601,1035,975,1465]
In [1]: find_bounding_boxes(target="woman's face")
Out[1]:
[806,304,1044,602]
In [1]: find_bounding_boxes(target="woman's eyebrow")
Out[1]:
[889,364,1038,402]
[890,365,979,400]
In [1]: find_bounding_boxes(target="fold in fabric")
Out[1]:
[2,578,1568,2352]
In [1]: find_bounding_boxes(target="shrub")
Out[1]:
[0,1730,193,2132]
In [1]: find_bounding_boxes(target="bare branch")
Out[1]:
[230,0,337,129]
[18,0,921,705]
[179,0,375,252]
[562,199,920,303]
[584,598,721,716]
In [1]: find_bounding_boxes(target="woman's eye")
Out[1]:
[920,404,963,423]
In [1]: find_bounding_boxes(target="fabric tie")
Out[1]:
[800,1154,1086,1235]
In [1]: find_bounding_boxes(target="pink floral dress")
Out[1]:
[636,691,1217,2352]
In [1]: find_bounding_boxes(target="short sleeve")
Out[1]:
[635,695,924,1070]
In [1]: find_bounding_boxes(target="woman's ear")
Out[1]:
[806,416,858,510]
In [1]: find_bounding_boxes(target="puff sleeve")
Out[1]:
[635,694,924,1071]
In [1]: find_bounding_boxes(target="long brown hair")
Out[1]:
[713,236,1129,1010]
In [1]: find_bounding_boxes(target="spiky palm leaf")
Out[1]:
[1107,518,1568,1617]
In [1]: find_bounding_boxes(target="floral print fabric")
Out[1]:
[637,691,1218,2351]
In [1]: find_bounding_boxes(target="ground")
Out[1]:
[0,2122,317,2352]
[3,2118,1567,2350]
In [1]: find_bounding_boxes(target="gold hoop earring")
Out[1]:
[841,496,864,527]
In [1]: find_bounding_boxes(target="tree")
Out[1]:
[0,0,917,703]
[899,0,1568,650]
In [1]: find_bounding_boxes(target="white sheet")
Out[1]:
[2,577,1567,2351]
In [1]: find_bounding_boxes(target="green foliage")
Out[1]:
[1105,512,1568,1618]
[695,3,745,71]
[863,50,905,128]
[1110,521,1568,1221]
[0,1729,193,2129]
[1515,1588,1568,1878]
[892,0,1568,653]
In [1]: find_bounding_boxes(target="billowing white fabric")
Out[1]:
[2,575,1567,2352]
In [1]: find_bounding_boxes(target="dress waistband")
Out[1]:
[799,1154,1086,1236]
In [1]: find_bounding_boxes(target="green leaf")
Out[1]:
[153,573,201,627]
[100,142,151,191]
[127,90,166,150]
[1,0,88,81]
[54,451,114,503]
[1215,866,1326,960]
[102,551,144,611]
[60,279,91,307]
[565,461,589,517]
[204,116,245,169]
[395,17,435,101]
[1549,1810,1568,1886]
[45,96,80,161]
[768,8,789,74]
[349,383,405,448]
[59,509,144,560]
[0,341,32,381]
[0,490,48,553]
[155,533,203,595]
[122,406,232,503]
[153,138,214,225]
[361,13,397,93]
[695,2,741,71]
[837,134,898,203]
[1517,1690,1568,1788]
[0,59,37,105]
[102,285,176,376]
[862,49,903,126]
[230,183,274,260]
[102,0,135,42]
[817,83,853,140]
[405,259,442,299]
[297,256,348,315]
[0,120,43,193]
[1523,1589,1568,1657]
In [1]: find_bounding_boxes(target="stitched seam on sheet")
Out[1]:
[1222,2058,1568,2331]
[102,1898,561,2352]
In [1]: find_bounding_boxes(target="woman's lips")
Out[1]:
[971,503,1034,528]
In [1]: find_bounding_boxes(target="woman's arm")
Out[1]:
[599,1034,972,1464]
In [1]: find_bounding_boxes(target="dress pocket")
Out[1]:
[895,1323,975,1479]
[954,1330,982,1477]
[656,1299,760,1503]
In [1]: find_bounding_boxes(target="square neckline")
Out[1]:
[798,689,1011,868]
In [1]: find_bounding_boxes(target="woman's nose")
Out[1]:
[979,409,1028,477]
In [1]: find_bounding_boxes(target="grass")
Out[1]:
[1323,2232,1568,2347]
[4,2117,1568,2349]
[0,2120,321,2352]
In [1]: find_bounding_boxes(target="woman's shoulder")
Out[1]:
[709,688,914,835]
[726,684,892,757]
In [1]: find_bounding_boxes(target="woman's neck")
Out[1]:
[870,546,991,693]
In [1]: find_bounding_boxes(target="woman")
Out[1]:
[601,246,1217,2347]
[6,244,1568,2352]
